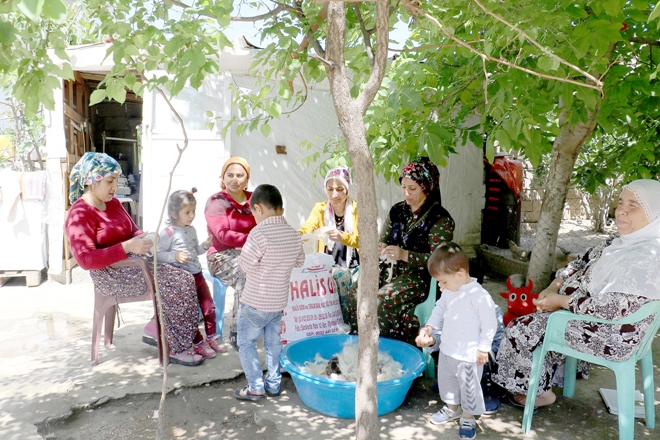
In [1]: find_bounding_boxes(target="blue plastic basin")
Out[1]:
[280,334,426,418]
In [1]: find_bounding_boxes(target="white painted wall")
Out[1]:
[45,39,485,276]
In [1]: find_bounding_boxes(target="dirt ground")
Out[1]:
[3,264,657,440]
[35,370,657,440]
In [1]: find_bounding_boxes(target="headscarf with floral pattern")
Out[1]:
[69,152,122,204]
[399,156,441,203]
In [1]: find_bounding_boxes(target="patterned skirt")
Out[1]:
[207,249,246,294]
[90,261,199,355]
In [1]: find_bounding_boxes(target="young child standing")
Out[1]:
[158,188,226,359]
[234,184,305,401]
[416,242,498,440]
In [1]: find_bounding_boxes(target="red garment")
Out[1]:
[65,198,141,270]
[204,190,256,253]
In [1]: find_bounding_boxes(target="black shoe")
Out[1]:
[229,331,238,350]
[265,388,281,397]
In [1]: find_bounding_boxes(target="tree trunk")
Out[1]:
[325,1,388,438]
[527,111,598,292]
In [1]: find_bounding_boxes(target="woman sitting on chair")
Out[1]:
[65,152,204,366]
[340,156,455,345]
[493,179,660,408]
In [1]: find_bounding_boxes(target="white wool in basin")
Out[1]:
[300,340,404,382]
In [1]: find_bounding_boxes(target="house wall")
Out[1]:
[141,72,484,251]
[45,41,485,278]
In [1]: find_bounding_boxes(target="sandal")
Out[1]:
[234,386,265,401]
[142,322,158,347]
[169,350,204,367]
[501,393,539,414]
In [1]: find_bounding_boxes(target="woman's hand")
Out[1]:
[383,245,408,262]
[326,229,344,242]
[415,326,435,348]
[122,232,153,255]
[533,292,571,313]
[175,251,191,264]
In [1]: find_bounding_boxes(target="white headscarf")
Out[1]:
[588,179,660,300]
[323,167,355,263]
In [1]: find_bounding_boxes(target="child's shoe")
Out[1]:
[458,417,477,439]
[430,405,462,424]
[207,335,227,353]
[194,340,216,358]
[265,388,281,397]
[229,331,239,350]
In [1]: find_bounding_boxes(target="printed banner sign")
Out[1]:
[281,253,345,344]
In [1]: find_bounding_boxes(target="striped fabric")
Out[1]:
[239,216,305,312]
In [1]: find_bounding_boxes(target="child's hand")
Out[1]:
[203,235,213,250]
[415,325,435,348]
[476,350,489,366]
[175,251,190,264]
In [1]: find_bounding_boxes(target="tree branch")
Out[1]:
[629,37,660,46]
[354,3,374,66]
[473,0,603,89]
[294,3,328,57]
[401,0,602,92]
[388,40,485,52]
[164,0,291,22]
[232,3,290,22]
[356,0,390,115]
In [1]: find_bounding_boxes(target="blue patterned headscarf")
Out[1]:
[69,152,122,204]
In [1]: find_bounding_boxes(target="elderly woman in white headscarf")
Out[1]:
[299,166,359,268]
[493,179,660,409]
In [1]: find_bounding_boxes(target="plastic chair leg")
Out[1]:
[640,353,655,429]
[522,346,544,433]
[213,281,226,338]
[423,349,435,379]
[104,305,115,346]
[563,356,578,398]
[614,369,636,440]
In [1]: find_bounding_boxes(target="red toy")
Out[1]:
[500,277,536,326]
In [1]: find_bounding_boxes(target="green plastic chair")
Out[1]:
[414,278,438,379]
[523,300,660,440]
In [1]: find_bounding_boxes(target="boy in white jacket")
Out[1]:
[416,242,497,440]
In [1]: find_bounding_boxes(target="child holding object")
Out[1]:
[235,184,305,401]
[158,188,226,358]
[416,242,498,440]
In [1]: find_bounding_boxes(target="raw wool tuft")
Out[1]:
[301,226,332,254]
[300,340,404,382]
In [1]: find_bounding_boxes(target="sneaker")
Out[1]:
[194,340,216,359]
[265,388,281,397]
[207,335,227,353]
[430,405,462,425]
[229,331,238,350]
[458,417,476,439]
[483,397,500,415]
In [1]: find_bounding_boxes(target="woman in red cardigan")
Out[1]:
[205,157,257,349]
[65,152,203,366]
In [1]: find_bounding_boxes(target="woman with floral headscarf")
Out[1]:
[493,179,660,410]
[341,157,455,345]
[205,157,257,349]
[65,152,203,366]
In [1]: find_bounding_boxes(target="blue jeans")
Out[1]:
[237,303,283,394]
